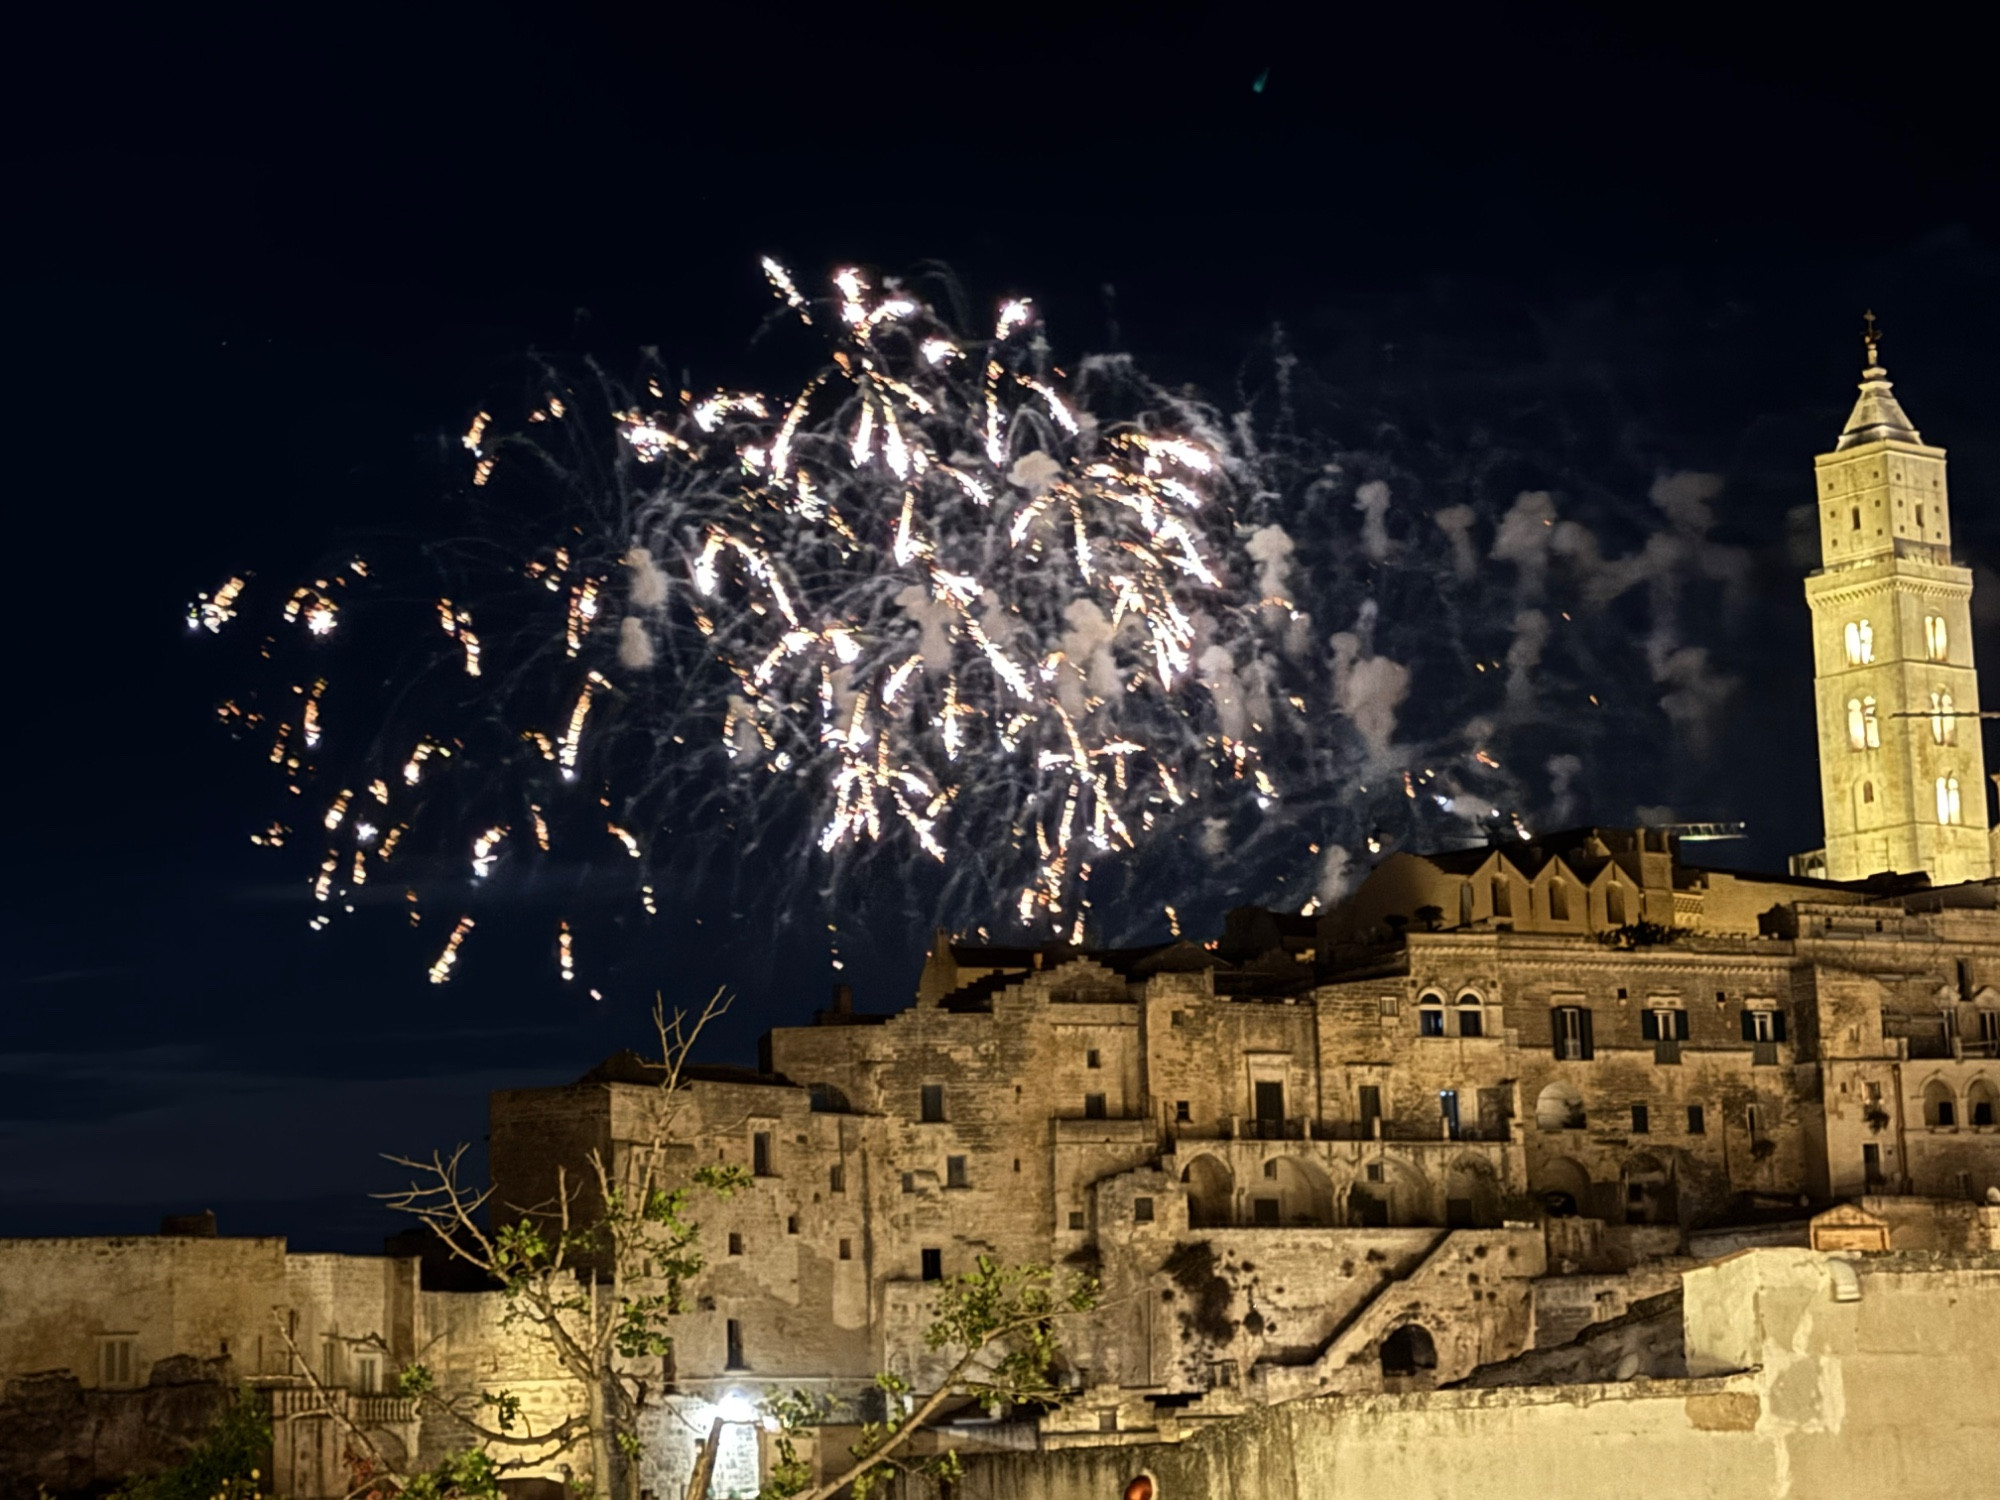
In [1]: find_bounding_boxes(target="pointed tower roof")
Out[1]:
[1836,311,1923,450]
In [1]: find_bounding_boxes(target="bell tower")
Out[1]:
[1806,316,1991,884]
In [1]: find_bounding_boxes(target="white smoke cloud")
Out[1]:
[1433,504,1479,581]
[1506,609,1549,704]
[726,694,763,759]
[1650,471,1723,533]
[1546,753,1584,826]
[1355,479,1393,561]
[1654,645,1736,756]
[623,546,670,611]
[1199,644,1249,742]
[1329,624,1410,765]
[1245,523,1296,601]
[1491,490,1557,598]
[1008,450,1062,495]
[1316,844,1355,902]
[617,615,655,669]
[1199,817,1230,858]
[895,583,957,672]
[1058,599,1119,720]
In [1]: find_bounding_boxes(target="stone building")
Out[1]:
[9,339,2000,1499]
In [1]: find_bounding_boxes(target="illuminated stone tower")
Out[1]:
[1807,317,1991,884]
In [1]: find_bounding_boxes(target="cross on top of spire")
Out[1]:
[1863,309,1883,371]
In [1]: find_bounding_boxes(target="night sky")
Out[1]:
[10,3,2000,1250]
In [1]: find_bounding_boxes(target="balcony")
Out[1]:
[352,1395,419,1426]
[1751,1042,1780,1067]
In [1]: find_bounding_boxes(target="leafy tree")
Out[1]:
[755,1255,1098,1500]
[112,1390,269,1500]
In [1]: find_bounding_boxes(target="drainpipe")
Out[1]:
[1892,1058,1912,1194]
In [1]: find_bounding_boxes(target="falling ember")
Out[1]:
[462,411,491,453]
[188,576,247,634]
[323,789,352,831]
[471,824,508,879]
[607,822,641,858]
[428,916,475,984]
[530,804,551,850]
[641,884,657,915]
[558,921,575,982]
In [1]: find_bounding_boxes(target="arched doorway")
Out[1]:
[1265,1157,1335,1225]
[1379,1324,1437,1378]
[1181,1156,1233,1228]
[1532,1156,1592,1218]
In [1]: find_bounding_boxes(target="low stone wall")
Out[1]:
[0,1364,238,1500]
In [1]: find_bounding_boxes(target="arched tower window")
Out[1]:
[1926,614,1949,661]
[1862,697,1880,748]
[1931,690,1958,746]
[1847,698,1866,750]
[1936,777,1964,827]
[1546,880,1570,922]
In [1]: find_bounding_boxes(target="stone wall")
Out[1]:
[901,1250,2000,1500]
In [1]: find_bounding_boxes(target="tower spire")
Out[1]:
[1837,309,1920,451]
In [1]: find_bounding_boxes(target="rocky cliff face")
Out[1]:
[0,1356,239,1500]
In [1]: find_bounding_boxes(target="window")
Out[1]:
[784,1214,799,1235]
[1851,506,1861,532]
[1175,1100,1192,1122]
[1084,1092,1107,1120]
[322,1337,338,1389]
[355,1353,382,1394]
[1642,1008,1690,1041]
[920,1084,945,1122]
[1926,614,1949,660]
[1458,1009,1483,1038]
[728,1232,744,1256]
[830,1163,846,1194]
[1085,1048,1101,1070]
[1134,1196,1155,1224]
[1068,1210,1086,1230]
[1916,503,1926,529]
[1742,1008,1785,1044]
[1439,1090,1461,1140]
[1631,1104,1650,1134]
[1863,1143,1884,1184]
[1262,1159,1279,1180]
[1491,877,1511,918]
[921,1248,943,1282]
[901,1172,915,1194]
[1981,1012,2000,1046]
[1931,690,1958,746]
[1366,1162,1385,1182]
[1359,1085,1383,1132]
[1861,781,1875,805]
[1547,880,1570,921]
[1862,697,1880,748]
[1606,885,1627,926]
[1552,1005,1594,1061]
[1378,996,1400,1018]
[1844,618,1876,664]
[1252,1198,1281,1226]
[752,1131,773,1177]
[1847,698,1866,750]
[1420,1007,1445,1037]
[838,1238,852,1261]
[1687,1104,1706,1135]
[1745,1104,1763,1140]
[1937,776,1964,825]
[725,1319,746,1369]
[946,1155,968,1189]
[99,1337,135,1388]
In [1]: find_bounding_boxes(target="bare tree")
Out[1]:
[380,990,745,1500]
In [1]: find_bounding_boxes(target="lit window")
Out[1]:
[1931,690,1957,746]
[1937,776,1964,826]
[1847,698,1866,751]
[1926,614,1949,661]
[1845,619,1875,665]
[1862,697,1880,748]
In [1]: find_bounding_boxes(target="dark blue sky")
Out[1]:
[8,2,2000,1250]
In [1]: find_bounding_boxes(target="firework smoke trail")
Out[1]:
[193,268,1751,985]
